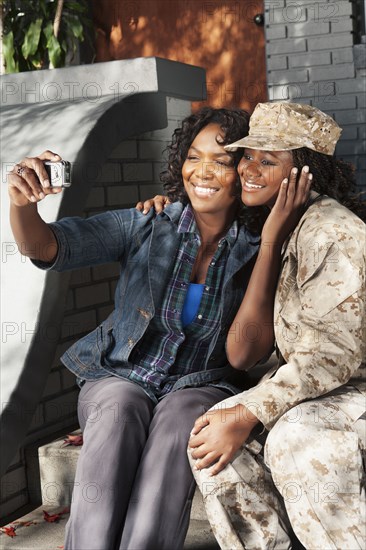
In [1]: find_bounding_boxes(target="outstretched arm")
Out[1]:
[9,150,63,262]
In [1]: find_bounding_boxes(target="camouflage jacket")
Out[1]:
[235,193,366,429]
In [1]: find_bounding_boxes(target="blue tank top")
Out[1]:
[181,283,205,327]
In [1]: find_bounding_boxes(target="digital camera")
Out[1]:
[44,160,72,188]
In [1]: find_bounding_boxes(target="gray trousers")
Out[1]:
[64,376,229,550]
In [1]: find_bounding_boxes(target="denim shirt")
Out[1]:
[36,202,260,401]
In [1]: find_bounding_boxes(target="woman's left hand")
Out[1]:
[261,165,312,246]
[188,404,258,476]
[135,195,171,214]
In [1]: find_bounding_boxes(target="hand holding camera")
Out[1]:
[8,150,71,208]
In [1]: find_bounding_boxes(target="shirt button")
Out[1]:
[205,286,210,291]
[197,314,203,320]
[210,261,215,266]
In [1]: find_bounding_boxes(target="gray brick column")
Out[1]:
[264,0,366,190]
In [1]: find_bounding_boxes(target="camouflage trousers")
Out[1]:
[189,386,365,550]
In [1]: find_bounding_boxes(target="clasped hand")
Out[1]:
[188,404,258,476]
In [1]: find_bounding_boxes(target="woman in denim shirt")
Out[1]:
[8,107,310,550]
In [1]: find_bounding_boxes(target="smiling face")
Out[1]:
[238,148,294,208]
[182,123,238,217]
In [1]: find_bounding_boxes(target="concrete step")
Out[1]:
[38,430,210,522]
[0,506,219,550]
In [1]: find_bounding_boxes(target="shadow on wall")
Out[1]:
[93,0,268,111]
[0,90,169,476]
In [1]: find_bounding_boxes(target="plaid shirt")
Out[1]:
[128,205,239,398]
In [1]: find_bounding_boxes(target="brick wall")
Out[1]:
[264,0,366,190]
[0,96,191,521]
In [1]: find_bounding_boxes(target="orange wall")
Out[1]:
[92,0,267,112]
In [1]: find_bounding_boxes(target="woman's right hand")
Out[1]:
[8,150,63,207]
[135,195,171,214]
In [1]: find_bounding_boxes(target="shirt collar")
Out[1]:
[177,204,197,234]
[177,204,239,246]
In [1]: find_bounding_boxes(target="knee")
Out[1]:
[78,379,153,432]
[152,391,208,443]
[156,391,206,424]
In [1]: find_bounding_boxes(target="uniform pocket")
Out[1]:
[298,244,361,317]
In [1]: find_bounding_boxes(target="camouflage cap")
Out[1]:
[225,102,342,156]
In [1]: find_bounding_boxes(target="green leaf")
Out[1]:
[29,50,43,69]
[2,31,18,73]
[64,1,87,14]
[43,21,54,43]
[39,0,48,17]
[66,15,84,40]
[21,18,43,59]
[47,33,63,67]
[60,39,68,53]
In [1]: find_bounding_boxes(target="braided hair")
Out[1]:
[292,148,365,221]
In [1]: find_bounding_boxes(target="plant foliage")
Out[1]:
[2,0,93,72]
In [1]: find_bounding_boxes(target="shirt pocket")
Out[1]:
[297,242,362,317]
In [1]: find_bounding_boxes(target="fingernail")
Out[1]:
[291,167,298,175]
[39,192,45,200]
[30,196,36,202]
[143,209,148,214]
[308,174,313,180]
[43,179,50,188]
[303,166,309,173]
[283,178,288,184]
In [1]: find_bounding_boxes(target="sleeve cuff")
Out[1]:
[30,223,67,271]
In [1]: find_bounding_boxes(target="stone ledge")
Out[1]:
[0,506,218,550]
[0,57,206,107]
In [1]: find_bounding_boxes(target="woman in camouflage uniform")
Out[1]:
[187,103,366,550]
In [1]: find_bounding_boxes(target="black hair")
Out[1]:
[292,148,366,221]
[160,107,251,225]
